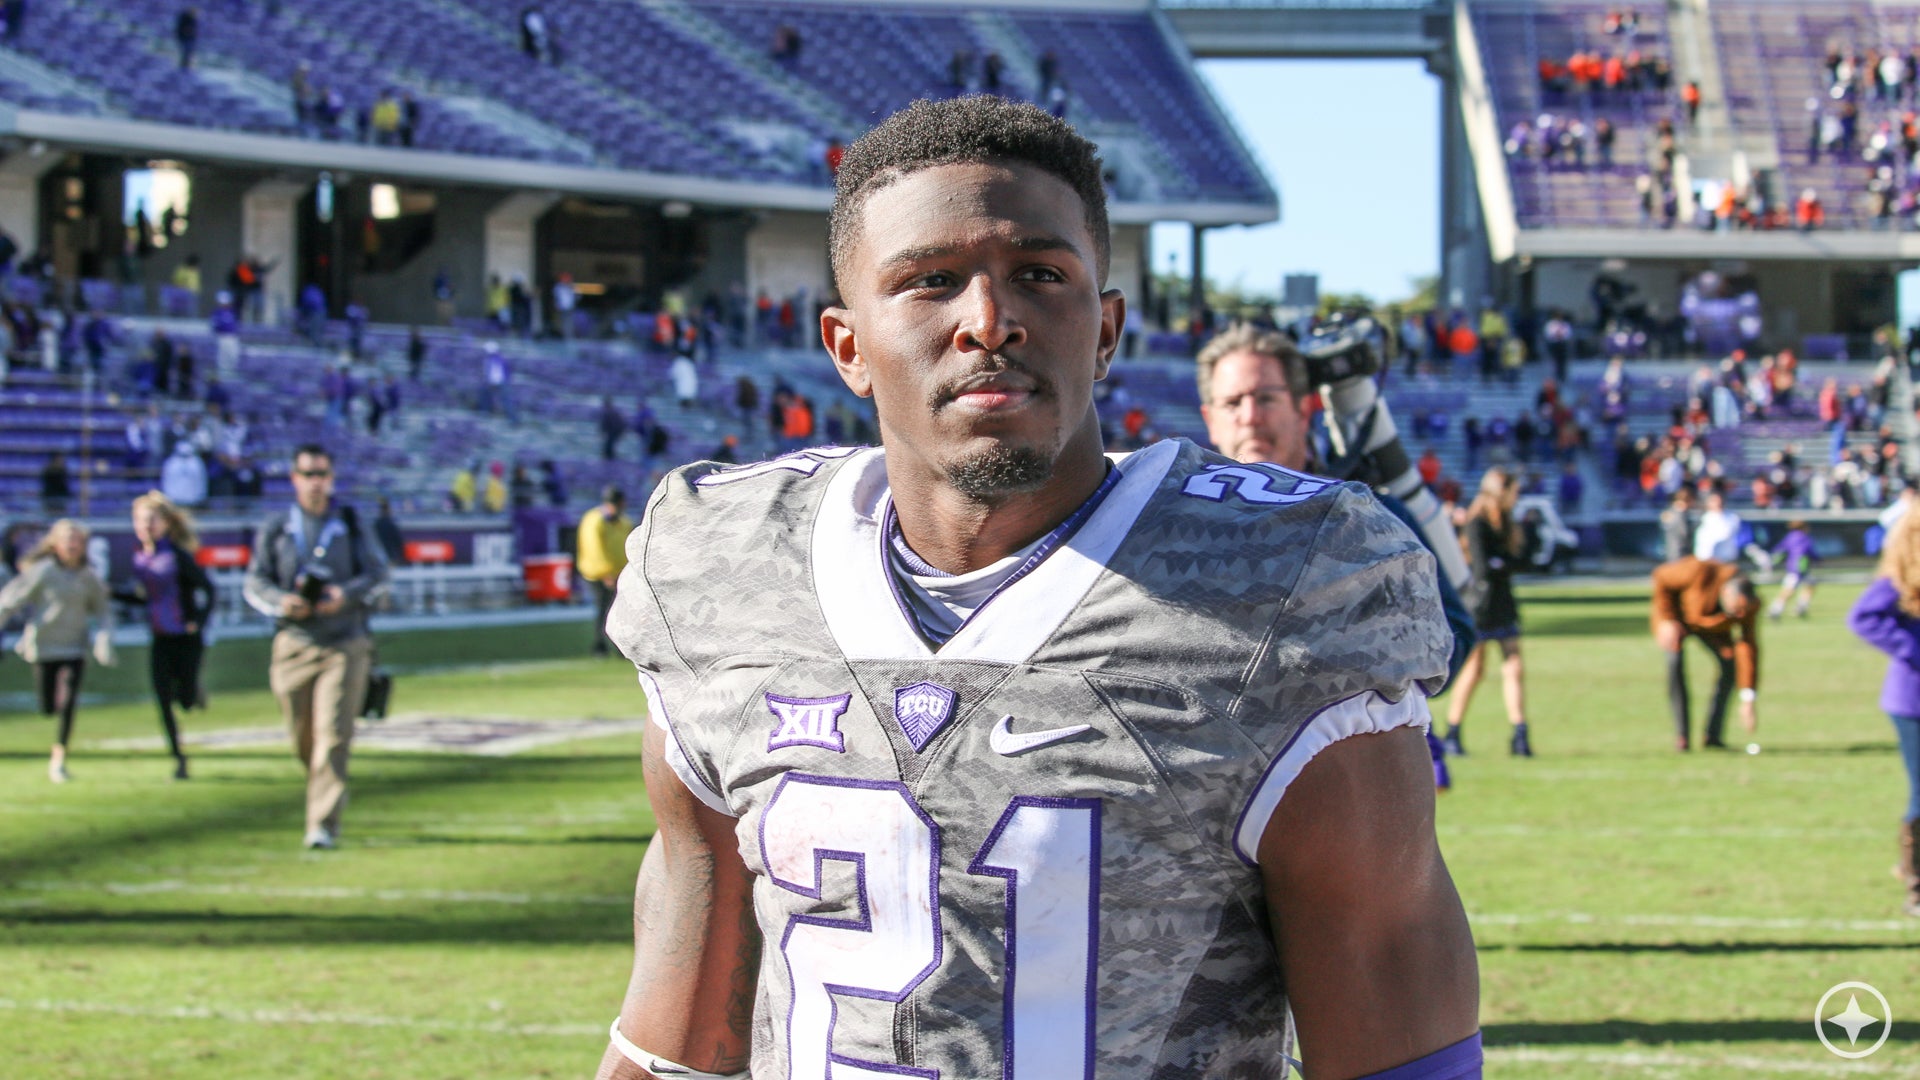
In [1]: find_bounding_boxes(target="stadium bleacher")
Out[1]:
[0,0,1269,204]
[1469,1,1677,229]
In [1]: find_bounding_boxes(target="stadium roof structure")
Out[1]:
[2,0,1276,227]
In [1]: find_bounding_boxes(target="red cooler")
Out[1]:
[522,554,574,602]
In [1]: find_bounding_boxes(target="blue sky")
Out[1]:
[1151,59,1441,306]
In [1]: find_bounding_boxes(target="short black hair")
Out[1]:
[601,484,625,506]
[292,443,331,465]
[828,96,1109,291]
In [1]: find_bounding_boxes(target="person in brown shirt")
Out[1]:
[1651,556,1759,751]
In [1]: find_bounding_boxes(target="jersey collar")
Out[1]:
[812,440,1179,663]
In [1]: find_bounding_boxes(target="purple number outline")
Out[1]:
[761,772,942,1080]
[966,796,1102,1080]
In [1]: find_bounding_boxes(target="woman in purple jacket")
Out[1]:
[1846,511,1920,917]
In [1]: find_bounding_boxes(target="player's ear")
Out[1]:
[1094,289,1124,381]
[822,305,872,398]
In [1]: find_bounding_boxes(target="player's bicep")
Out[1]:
[603,723,758,1079]
[1258,727,1479,1079]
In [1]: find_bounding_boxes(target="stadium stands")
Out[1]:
[1469,1,1677,229]
[0,0,1268,204]
[1710,1,1915,230]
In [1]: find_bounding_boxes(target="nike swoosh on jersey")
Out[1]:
[989,715,1092,755]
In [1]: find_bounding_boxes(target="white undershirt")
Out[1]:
[892,533,1047,644]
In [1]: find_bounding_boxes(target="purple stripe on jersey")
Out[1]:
[1356,1032,1482,1080]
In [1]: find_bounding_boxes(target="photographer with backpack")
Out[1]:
[242,444,389,849]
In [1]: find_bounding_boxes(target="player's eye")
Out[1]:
[906,271,955,290]
[1017,266,1065,283]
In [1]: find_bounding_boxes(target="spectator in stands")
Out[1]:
[520,5,548,61]
[480,342,516,424]
[780,392,815,454]
[372,498,405,566]
[446,462,475,513]
[175,6,199,70]
[38,454,68,512]
[407,326,427,381]
[576,485,632,658]
[171,254,201,306]
[508,276,533,336]
[1796,189,1827,231]
[508,463,537,510]
[292,62,315,133]
[3,0,25,39]
[670,351,698,409]
[1692,486,1744,564]
[551,273,577,340]
[1418,447,1443,488]
[540,460,566,507]
[399,92,419,148]
[482,463,508,514]
[486,274,507,326]
[370,90,401,146]
[367,374,399,435]
[160,440,208,508]
[1681,81,1701,127]
[770,24,801,62]
[598,395,627,460]
[345,299,368,358]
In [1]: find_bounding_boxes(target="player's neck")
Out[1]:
[889,428,1110,576]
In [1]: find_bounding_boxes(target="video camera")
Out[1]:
[1297,311,1471,592]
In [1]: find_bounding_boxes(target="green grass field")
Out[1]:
[2,583,1918,1078]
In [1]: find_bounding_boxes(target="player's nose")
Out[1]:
[953,274,1025,354]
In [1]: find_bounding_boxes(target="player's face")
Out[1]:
[823,161,1121,500]
[1201,349,1313,471]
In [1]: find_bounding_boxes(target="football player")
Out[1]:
[599,97,1481,1080]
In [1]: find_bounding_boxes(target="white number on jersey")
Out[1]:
[761,777,1102,1080]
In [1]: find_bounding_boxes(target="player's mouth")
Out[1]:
[942,369,1042,413]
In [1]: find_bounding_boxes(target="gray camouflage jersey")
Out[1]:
[609,438,1450,1080]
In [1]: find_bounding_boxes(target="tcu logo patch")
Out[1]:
[1182,463,1335,506]
[892,681,958,752]
[766,693,851,753]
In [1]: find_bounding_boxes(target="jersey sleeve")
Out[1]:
[606,498,734,818]
[1229,486,1452,865]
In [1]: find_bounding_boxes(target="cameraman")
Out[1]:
[243,443,389,849]
[1197,324,1476,779]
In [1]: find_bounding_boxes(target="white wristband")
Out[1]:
[608,1019,748,1079]
[1739,688,1757,703]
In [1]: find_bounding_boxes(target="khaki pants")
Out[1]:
[270,633,372,835]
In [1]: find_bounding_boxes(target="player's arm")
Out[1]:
[1259,725,1480,1078]
[596,723,760,1080]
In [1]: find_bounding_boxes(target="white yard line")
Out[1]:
[0,997,599,1038]
[1470,910,1920,933]
[7,879,629,907]
[1487,1046,1908,1074]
